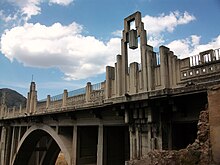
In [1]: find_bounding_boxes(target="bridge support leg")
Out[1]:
[0,126,12,165]
[9,126,15,165]
[97,125,103,165]
[72,125,77,165]
[0,126,7,165]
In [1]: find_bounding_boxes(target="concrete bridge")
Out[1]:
[1,11,220,165]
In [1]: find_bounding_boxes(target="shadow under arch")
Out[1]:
[12,124,71,165]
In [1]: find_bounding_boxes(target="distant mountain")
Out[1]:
[0,88,26,108]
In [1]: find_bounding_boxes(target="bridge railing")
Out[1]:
[68,87,86,97]
[66,94,86,108]
[190,48,220,67]
[181,48,220,81]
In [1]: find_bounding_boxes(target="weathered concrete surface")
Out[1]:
[126,110,213,165]
[208,85,220,164]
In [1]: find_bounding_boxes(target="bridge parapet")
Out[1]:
[180,48,220,83]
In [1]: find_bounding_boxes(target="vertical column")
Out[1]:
[12,106,15,117]
[0,126,6,165]
[146,45,154,91]
[105,66,115,99]
[19,104,22,115]
[72,125,77,165]
[27,82,37,114]
[140,34,148,92]
[0,106,4,119]
[141,132,148,155]
[116,55,122,96]
[176,59,181,84]
[129,62,139,94]
[172,56,177,87]
[46,95,51,109]
[86,82,92,102]
[129,127,136,160]
[168,51,173,87]
[121,37,128,95]
[97,125,103,165]
[18,126,21,142]
[4,126,12,165]
[160,46,170,89]
[135,128,140,159]
[62,89,68,107]
[208,85,220,163]
[9,127,15,165]
[26,92,30,114]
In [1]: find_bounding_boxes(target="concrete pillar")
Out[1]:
[4,126,12,165]
[129,62,139,94]
[46,95,51,109]
[141,132,148,155]
[62,89,68,107]
[121,38,128,95]
[18,126,21,142]
[0,126,6,165]
[116,55,122,96]
[146,45,154,91]
[9,127,15,165]
[26,92,30,114]
[86,82,92,102]
[176,59,181,84]
[172,56,177,87]
[208,85,220,163]
[12,106,15,117]
[106,66,115,99]
[97,125,103,165]
[0,105,4,119]
[168,51,173,87]
[19,104,22,115]
[135,128,140,159]
[72,126,77,165]
[160,46,170,89]
[129,127,136,160]
[140,37,148,92]
[27,82,37,114]
[29,83,35,113]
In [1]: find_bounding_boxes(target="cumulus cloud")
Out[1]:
[166,35,220,59]
[1,0,74,23]
[0,10,18,23]
[142,11,195,35]
[0,22,120,80]
[143,11,195,47]
[49,0,73,6]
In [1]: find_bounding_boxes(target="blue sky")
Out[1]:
[0,0,220,99]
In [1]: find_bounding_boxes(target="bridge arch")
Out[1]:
[12,124,71,165]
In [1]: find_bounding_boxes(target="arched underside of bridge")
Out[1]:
[12,125,70,165]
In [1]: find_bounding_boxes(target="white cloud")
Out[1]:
[142,11,195,35]
[0,10,18,23]
[143,11,195,47]
[0,22,120,80]
[1,0,74,23]
[49,0,73,6]
[7,0,42,21]
[166,35,220,58]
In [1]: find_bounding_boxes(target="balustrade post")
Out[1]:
[46,95,51,110]
[62,90,68,108]
[86,82,92,102]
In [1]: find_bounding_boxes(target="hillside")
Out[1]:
[0,88,26,108]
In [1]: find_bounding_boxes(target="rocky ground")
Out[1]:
[127,110,217,165]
